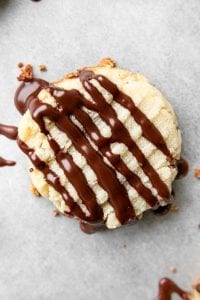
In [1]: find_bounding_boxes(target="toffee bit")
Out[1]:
[194,168,200,178]
[170,204,179,212]
[39,64,47,72]
[29,183,40,197]
[97,57,116,68]
[17,64,33,82]
[52,210,60,217]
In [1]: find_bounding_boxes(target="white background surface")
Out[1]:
[0,0,199,299]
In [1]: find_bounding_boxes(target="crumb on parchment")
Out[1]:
[169,266,177,273]
[170,204,179,212]
[52,210,60,217]
[17,64,33,81]
[39,64,47,72]
[194,169,200,178]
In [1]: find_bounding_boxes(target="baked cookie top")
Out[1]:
[17,58,182,229]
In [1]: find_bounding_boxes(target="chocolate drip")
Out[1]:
[0,124,18,140]
[158,278,189,300]
[152,204,172,216]
[0,157,16,167]
[15,71,187,226]
[0,124,18,167]
[14,78,48,115]
[80,221,106,234]
[176,158,189,179]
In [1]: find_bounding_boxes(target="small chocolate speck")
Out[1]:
[17,62,23,68]
[29,168,34,172]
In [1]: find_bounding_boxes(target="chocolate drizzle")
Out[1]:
[158,278,189,300]
[0,157,16,167]
[14,78,48,115]
[0,124,18,167]
[15,73,187,227]
[176,158,189,179]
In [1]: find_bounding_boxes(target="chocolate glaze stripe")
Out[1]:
[75,108,158,207]
[29,93,135,224]
[95,74,172,159]
[79,71,170,200]
[158,278,189,300]
[57,152,103,220]
[17,138,93,221]
[44,131,103,221]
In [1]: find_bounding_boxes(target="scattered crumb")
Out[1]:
[29,183,40,197]
[52,210,60,217]
[169,266,177,273]
[29,168,34,173]
[123,244,127,249]
[170,204,179,212]
[17,64,33,81]
[17,62,24,68]
[97,57,116,68]
[194,169,200,178]
[65,71,78,79]
[39,64,47,72]
[192,278,200,292]
[198,224,200,229]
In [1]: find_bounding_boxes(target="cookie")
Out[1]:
[16,58,185,231]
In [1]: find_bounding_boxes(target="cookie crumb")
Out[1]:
[194,169,200,178]
[29,168,34,173]
[52,210,60,217]
[170,204,179,212]
[39,64,47,72]
[65,71,78,79]
[123,244,127,249]
[17,62,24,68]
[29,183,40,197]
[97,57,116,68]
[17,64,33,81]
[192,278,200,292]
[169,266,177,273]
